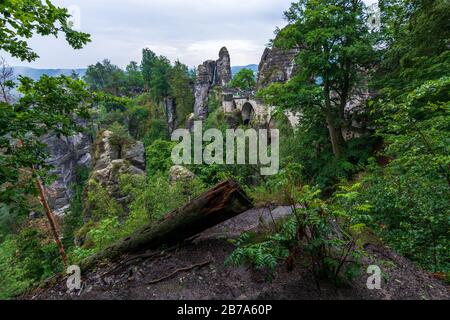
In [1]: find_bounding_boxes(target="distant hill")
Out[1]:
[11,66,87,81]
[11,65,257,81]
[231,64,258,77]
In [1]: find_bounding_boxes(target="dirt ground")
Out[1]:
[26,207,449,300]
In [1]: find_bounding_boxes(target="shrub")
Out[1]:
[61,166,90,248]
[108,122,133,158]
[228,164,364,284]
[119,173,206,234]
[146,139,176,177]
[0,227,63,299]
[142,118,169,147]
[68,173,206,260]
[0,237,32,299]
[85,180,124,222]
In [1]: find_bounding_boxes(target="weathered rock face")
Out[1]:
[169,165,195,185]
[44,123,93,216]
[216,47,232,87]
[257,46,299,90]
[194,60,216,120]
[85,130,145,216]
[164,97,177,134]
[193,47,232,120]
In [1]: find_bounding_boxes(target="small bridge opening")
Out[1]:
[268,113,292,131]
[268,113,293,144]
[242,102,255,126]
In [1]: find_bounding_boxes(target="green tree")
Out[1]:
[347,77,450,273]
[125,61,144,93]
[140,49,174,102]
[146,139,176,177]
[69,70,80,80]
[142,119,169,147]
[0,0,90,61]
[0,76,91,215]
[347,0,450,273]
[141,48,157,90]
[261,0,377,158]
[84,59,126,95]
[230,68,256,90]
[0,0,91,292]
[108,122,133,158]
[373,0,450,97]
[149,55,171,103]
[168,60,195,126]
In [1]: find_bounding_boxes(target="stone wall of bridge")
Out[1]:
[221,92,299,128]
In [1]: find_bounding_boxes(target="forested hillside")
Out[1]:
[10,67,87,81]
[0,0,448,300]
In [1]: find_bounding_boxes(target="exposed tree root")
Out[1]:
[147,259,213,284]
[102,251,171,277]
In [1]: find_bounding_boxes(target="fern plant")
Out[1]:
[228,164,365,284]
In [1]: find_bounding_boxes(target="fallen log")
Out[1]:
[81,180,253,270]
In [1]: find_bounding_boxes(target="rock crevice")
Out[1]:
[193,47,232,120]
[44,121,93,216]
[257,46,299,90]
[83,130,145,219]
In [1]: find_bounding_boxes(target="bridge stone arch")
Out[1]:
[241,102,255,125]
[221,90,299,128]
[266,106,300,128]
[268,112,292,131]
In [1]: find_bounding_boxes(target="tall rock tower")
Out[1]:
[216,47,232,87]
[193,47,232,120]
[256,46,299,90]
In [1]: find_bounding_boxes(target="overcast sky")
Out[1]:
[2,0,378,70]
[3,0,299,69]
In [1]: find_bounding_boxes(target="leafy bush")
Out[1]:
[142,119,169,147]
[146,139,177,177]
[0,228,63,299]
[277,115,372,190]
[61,166,90,248]
[343,165,449,274]
[228,164,364,283]
[337,77,450,274]
[71,173,206,260]
[0,237,32,299]
[119,173,206,233]
[85,180,124,222]
[229,69,256,90]
[87,217,122,252]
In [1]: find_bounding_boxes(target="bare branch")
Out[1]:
[0,56,14,103]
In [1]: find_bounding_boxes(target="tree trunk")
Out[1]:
[325,111,344,158]
[323,77,345,158]
[81,180,253,270]
[36,176,68,267]
[1,85,9,103]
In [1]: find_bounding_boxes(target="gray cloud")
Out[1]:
[3,0,294,69]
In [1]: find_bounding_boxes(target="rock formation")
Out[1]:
[83,130,145,219]
[43,122,92,216]
[169,165,195,185]
[216,47,232,87]
[164,97,177,134]
[193,47,232,120]
[256,46,299,90]
[194,60,216,120]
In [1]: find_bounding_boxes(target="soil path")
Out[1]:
[28,207,449,300]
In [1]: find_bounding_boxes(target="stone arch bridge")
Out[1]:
[221,89,299,128]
